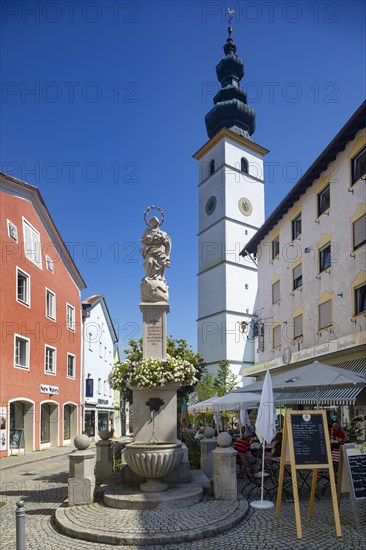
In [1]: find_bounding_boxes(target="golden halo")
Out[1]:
[144,205,165,226]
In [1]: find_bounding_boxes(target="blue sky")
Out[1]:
[1,0,365,354]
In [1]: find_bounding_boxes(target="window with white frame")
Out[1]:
[351,146,366,185]
[319,300,332,330]
[354,283,366,315]
[23,218,42,268]
[272,280,280,304]
[293,314,303,339]
[293,263,303,290]
[66,304,75,330]
[14,335,30,369]
[272,236,280,260]
[17,268,30,306]
[273,325,281,348]
[46,255,54,272]
[45,346,56,374]
[292,213,302,240]
[67,353,75,378]
[8,220,18,241]
[46,289,56,320]
[353,214,366,250]
[319,243,331,272]
[317,185,330,217]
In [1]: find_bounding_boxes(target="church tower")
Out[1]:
[194,27,269,379]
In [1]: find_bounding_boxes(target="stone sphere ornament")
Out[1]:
[74,434,90,450]
[204,426,215,438]
[99,429,112,441]
[217,432,232,448]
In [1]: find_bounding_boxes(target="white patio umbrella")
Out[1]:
[188,392,260,414]
[251,370,276,510]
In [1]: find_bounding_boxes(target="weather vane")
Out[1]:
[227,8,235,24]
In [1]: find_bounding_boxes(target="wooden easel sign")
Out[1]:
[337,442,366,529]
[276,410,341,540]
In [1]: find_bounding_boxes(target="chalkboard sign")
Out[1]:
[290,413,328,466]
[348,454,366,499]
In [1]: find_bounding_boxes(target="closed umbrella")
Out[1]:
[251,370,276,509]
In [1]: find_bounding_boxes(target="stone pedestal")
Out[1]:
[212,433,237,501]
[140,302,169,359]
[95,440,114,483]
[130,382,180,443]
[200,437,217,478]
[68,450,95,506]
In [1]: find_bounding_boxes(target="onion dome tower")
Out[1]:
[194,28,269,380]
[205,27,256,141]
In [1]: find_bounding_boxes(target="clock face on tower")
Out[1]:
[206,195,217,216]
[238,197,253,217]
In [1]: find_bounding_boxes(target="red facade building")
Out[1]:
[0,174,86,457]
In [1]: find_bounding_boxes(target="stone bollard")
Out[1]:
[212,432,237,501]
[16,499,25,550]
[68,434,95,506]
[200,427,217,478]
[95,430,114,483]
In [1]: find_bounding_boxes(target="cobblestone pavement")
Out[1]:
[0,452,365,550]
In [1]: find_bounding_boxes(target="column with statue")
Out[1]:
[110,207,196,492]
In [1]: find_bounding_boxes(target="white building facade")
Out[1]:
[196,29,268,378]
[82,295,118,438]
[241,102,366,415]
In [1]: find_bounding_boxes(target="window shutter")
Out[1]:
[319,300,332,329]
[353,214,366,249]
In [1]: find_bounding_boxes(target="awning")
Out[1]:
[274,387,365,406]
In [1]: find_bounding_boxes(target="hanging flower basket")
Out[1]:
[109,355,198,394]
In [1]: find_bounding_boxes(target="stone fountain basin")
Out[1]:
[124,442,184,492]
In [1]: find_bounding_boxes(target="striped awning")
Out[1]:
[274,387,364,406]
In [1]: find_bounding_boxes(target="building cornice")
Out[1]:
[193,127,269,160]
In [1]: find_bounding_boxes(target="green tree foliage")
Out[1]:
[213,360,238,397]
[194,371,215,402]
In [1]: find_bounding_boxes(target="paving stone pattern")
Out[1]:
[0,452,365,550]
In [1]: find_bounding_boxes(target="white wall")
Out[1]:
[256,129,366,363]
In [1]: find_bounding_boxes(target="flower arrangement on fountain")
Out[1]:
[109,354,198,395]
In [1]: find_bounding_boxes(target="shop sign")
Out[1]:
[40,384,59,395]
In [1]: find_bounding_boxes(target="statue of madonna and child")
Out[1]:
[140,206,171,303]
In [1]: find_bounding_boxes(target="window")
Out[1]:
[319,300,332,330]
[241,157,248,174]
[8,220,18,241]
[351,146,366,184]
[273,325,281,348]
[14,335,29,369]
[17,268,30,306]
[292,213,302,240]
[46,255,54,272]
[64,405,71,440]
[319,243,331,272]
[66,304,75,330]
[272,280,280,304]
[355,283,366,315]
[41,404,51,444]
[293,264,303,290]
[317,185,330,216]
[353,214,366,250]
[67,354,75,378]
[23,218,42,268]
[293,314,303,339]
[46,289,56,320]
[209,159,215,175]
[272,236,280,260]
[45,346,56,374]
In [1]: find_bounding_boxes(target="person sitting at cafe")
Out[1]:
[329,422,348,442]
[271,431,283,457]
[234,431,251,455]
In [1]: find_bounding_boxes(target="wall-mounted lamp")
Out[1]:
[240,321,248,333]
